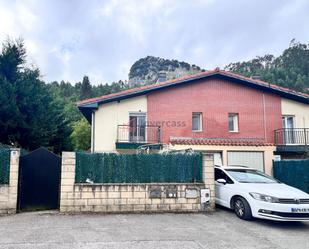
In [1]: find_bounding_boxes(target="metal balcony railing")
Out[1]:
[117,125,161,144]
[274,128,309,145]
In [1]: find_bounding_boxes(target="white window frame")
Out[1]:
[192,112,203,132]
[228,113,239,132]
[282,115,295,129]
[282,115,295,144]
[129,112,147,143]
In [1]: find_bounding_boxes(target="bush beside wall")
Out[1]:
[0,148,10,185]
[75,152,203,184]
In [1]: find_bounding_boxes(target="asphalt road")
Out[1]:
[0,207,308,249]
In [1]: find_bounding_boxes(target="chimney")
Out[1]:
[157,71,167,83]
[251,75,261,80]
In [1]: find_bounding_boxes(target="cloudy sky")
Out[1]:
[1,0,309,84]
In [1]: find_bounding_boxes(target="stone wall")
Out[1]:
[0,149,20,214]
[60,152,215,213]
[203,153,215,211]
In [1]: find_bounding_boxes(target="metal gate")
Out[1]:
[17,147,61,211]
[273,159,309,193]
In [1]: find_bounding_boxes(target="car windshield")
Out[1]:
[225,169,279,183]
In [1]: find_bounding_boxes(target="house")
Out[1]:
[77,69,309,175]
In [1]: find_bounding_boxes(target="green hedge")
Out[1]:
[273,159,309,193]
[75,152,203,183]
[0,148,11,184]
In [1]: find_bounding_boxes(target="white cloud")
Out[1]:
[0,0,308,84]
[0,5,17,41]
[96,0,119,17]
[15,2,38,31]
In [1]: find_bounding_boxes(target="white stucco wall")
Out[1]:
[93,96,147,152]
[281,98,309,128]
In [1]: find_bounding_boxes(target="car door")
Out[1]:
[215,168,234,208]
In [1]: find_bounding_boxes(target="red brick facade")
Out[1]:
[147,78,282,144]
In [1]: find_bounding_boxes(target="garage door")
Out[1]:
[227,151,264,172]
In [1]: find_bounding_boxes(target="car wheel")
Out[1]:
[233,197,252,220]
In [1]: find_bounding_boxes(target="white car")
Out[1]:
[215,166,309,221]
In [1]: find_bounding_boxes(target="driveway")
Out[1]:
[0,207,308,249]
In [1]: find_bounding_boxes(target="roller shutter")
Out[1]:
[227,151,264,172]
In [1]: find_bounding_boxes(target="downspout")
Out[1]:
[262,94,267,141]
[91,111,95,153]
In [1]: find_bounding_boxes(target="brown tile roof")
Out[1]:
[77,71,211,105]
[170,137,274,147]
[78,68,309,106]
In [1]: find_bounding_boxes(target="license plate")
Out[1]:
[291,208,309,213]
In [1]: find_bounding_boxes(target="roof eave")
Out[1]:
[81,73,218,107]
[78,73,309,107]
[216,74,309,104]
[78,102,98,123]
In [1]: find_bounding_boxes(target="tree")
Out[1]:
[0,38,26,82]
[80,76,92,100]
[0,39,70,152]
[70,118,91,151]
[225,40,309,93]
[0,77,20,146]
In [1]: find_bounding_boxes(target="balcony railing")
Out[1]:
[274,128,309,145]
[117,125,161,144]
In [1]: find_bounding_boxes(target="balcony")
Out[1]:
[116,125,161,149]
[274,128,309,153]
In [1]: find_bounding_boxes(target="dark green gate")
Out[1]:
[273,159,309,193]
[17,147,61,211]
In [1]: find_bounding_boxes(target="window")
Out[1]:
[282,116,294,129]
[215,168,233,184]
[228,113,239,132]
[192,112,202,131]
[225,169,279,183]
[282,116,295,144]
[129,113,146,142]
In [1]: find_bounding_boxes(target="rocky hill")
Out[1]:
[128,56,204,86]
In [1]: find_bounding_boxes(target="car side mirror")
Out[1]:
[216,178,227,185]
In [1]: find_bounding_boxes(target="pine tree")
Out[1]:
[80,76,92,100]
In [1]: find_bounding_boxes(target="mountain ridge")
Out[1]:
[128,56,204,86]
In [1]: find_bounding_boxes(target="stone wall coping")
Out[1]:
[4,148,20,152]
[74,182,206,187]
